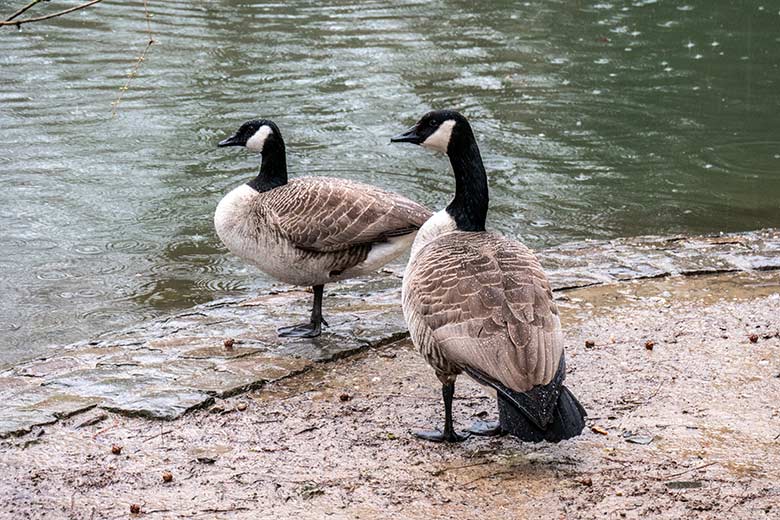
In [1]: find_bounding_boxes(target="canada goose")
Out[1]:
[216,119,432,338]
[391,110,586,442]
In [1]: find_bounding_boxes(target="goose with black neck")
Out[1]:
[391,110,587,443]
[216,119,432,338]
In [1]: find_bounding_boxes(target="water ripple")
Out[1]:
[1,0,778,366]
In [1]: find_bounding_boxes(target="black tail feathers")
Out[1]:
[498,385,587,443]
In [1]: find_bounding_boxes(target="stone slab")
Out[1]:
[0,228,778,437]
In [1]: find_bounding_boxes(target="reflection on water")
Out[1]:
[1,0,778,366]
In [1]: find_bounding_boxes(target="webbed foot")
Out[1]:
[277,322,321,338]
[414,429,470,443]
[467,420,505,437]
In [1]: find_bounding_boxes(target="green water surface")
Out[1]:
[1,0,778,365]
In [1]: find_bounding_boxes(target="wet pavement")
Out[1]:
[1,266,778,519]
[1,229,778,438]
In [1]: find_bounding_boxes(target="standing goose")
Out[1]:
[391,110,586,442]
[216,119,431,338]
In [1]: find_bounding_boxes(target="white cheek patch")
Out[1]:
[422,119,456,153]
[245,125,273,152]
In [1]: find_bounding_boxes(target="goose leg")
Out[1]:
[415,382,470,443]
[277,285,328,338]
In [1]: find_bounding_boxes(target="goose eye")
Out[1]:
[429,119,438,127]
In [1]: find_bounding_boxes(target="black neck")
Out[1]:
[247,143,288,192]
[445,138,488,232]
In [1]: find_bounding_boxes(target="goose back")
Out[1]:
[402,231,564,391]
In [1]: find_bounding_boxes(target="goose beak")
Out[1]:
[390,125,422,145]
[218,135,241,147]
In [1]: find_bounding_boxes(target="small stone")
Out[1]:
[130,503,141,514]
[580,476,593,486]
[748,334,759,343]
[591,425,608,435]
[585,339,596,348]
[162,470,173,483]
[111,444,122,455]
[645,340,655,350]
[223,338,235,350]
[339,393,352,402]
[236,401,247,411]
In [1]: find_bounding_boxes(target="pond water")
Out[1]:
[1,0,778,367]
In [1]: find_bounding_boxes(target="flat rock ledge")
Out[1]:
[1,228,778,438]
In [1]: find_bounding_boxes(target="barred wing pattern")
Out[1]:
[403,232,564,392]
[260,177,431,254]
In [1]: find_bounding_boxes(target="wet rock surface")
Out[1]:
[542,228,780,288]
[1,229,778,438]
[0,269,778,518]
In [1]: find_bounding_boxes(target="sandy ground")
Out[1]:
[2,271,779,520]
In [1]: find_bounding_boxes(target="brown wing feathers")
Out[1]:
[265,178,430,254]
[407,232,563,392]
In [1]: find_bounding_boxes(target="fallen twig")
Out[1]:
[0,0,103,27]
[617,378,666,431]
[463,468,515,486]
[430,459,492,477]
[143,429,173,442]
[661,461,717,480]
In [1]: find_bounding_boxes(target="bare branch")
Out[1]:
[111,0,155,117]
[5,0,48,22]
[0,0,103,27]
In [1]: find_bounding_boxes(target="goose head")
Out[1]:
[392,109,488,232]
[218,119,284,154]
[390,110,473,155]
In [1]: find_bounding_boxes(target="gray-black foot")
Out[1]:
[414,429,470,443]
[277,322,321,338]
[467,420,505,437]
